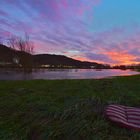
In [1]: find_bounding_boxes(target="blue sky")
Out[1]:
[0,0,140,65]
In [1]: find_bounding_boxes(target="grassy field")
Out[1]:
[0,75,140,140]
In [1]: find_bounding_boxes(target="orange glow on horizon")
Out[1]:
[71,52,140,66]
[103,51,139,65]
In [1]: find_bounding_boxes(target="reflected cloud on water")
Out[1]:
[0,69,139,80]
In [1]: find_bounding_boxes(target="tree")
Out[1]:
[7,34,34,71]
[8,33,34,54]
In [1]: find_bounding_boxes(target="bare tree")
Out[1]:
[7,34,34,71]
[7,36,17,50]
[8,34,34,54]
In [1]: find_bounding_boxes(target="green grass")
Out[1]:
[0,75,140,140]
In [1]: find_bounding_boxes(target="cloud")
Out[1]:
[0,9,9,16]
[84,52,117,63]
[0,0,140,65]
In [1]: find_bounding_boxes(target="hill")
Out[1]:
[0,44,109,68]
[0,44,15,62]
[33,54,104,68]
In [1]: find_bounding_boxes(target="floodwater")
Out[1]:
[0,69,139,80]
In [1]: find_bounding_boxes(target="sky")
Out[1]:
[0,0,140,65]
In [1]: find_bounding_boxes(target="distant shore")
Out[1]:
[0,65,140,71]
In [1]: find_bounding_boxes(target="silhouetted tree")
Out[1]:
[8,34,34,54]
[7,34,34,71]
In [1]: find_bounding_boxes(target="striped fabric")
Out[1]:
[105,104,140,131]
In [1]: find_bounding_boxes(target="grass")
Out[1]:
[0,75,140,139]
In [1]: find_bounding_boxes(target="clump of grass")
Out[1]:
[43,98,107,139]
[60,98,105,120]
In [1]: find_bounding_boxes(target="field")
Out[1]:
[0,75,140,140]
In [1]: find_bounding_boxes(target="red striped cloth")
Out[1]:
[105,104,140,131]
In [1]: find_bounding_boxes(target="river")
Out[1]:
[0,69,139,80]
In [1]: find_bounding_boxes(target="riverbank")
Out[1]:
[0,75,140,139]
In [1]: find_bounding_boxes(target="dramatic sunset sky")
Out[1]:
[0,0,140,65]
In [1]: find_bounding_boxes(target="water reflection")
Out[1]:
[0,69,139,80]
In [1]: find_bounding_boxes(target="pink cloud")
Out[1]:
[61,0,69,8]
[103,51,139,65]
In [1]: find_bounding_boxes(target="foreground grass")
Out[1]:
[0,75,140,140]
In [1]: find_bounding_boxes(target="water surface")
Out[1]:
[0,69,139,80]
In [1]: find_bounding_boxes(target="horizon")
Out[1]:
[0,0,140,65]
